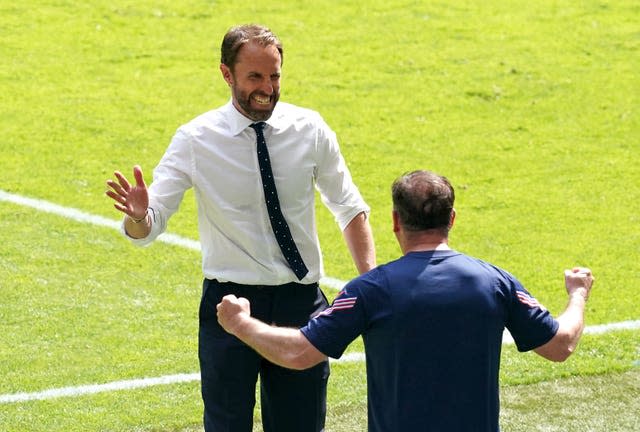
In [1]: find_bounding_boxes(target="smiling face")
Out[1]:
[220,40,281,122]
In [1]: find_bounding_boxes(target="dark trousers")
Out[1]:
[198,278,330,432]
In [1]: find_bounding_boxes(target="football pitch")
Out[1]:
[1,1,638,431]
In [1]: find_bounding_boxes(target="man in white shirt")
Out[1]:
[106,24,376,432]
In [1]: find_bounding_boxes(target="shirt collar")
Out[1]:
[224,99,285,136]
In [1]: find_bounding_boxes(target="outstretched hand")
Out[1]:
[564,267,594,301]
[217,295,251,336]
[106,165,149,220]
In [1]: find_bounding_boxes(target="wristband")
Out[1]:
[130,211,147,224]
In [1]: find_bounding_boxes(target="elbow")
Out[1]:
[287,359,314,371]
[286,353,325,370]
[264,353,311,371]
[554,342,580,362]
[271,332,327,370]
[550,325,583,362]
[545,348,572,363]
[284,345,327,370]
[563,342,582,361]
[535,336,578,362]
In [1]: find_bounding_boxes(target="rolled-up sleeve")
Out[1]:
[313,116,370,231]
[120,128,194,246]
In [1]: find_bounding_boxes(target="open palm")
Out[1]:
[106,165,149,220]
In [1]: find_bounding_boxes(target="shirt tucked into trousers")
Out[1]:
[199,279,330,431]
[123,100,370,432]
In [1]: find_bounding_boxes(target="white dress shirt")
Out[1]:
[126,100,370,285]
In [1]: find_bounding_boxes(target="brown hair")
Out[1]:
[220,24,283,70]
[392,170,455,232]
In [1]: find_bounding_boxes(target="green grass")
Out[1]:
[1,0,638,431]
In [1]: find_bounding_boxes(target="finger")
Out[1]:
[114,171,132,192]
[106,180,126,196]
[238,297,251,314]
[569,267,591,276]
[222,294,238,303]
[105,189,126,204]
[106,179,126,196]
[575,268,592,277]
[113,203,128,213]
[133,165,147,189]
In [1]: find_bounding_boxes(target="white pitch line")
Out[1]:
[500,319,640,344]
[0,354,365,404]
[0,189,203,252]
[1,190,639,404]
[2,321,640,404]
[0,373,200,404]
[0,189,344,289]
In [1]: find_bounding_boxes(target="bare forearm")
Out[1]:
[555,292,587,350]
[534,268,593,362]
[233,316,326,370]
[535,291,587,362]
[343,212,376,274]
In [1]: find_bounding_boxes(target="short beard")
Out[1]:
[233,86,279,122]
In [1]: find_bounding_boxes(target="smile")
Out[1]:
[253,95,271,105]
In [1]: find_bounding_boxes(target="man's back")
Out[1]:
[304,249,557,431]
[365,250,509,431]
[219,168,593,432]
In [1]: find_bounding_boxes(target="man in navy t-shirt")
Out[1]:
[217,169,595,431]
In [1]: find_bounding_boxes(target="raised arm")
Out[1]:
[216,295,327,370]
[343,211,376,274]
[534,267,595,362]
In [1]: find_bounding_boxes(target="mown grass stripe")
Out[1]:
[2,321,639,404]
[0,189,343,289]
[0,353,366,404]
[2,190,638,405]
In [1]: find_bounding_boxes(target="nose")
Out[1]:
[259,78,274,95]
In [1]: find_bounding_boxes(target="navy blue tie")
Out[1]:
[250,122,309,280]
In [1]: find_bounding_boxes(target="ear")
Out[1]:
[392,210,401,233]
[220,63,233,86]
[448,208,456,229]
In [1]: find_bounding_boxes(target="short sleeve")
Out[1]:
[504,276,559,352]
[300,280,369,359]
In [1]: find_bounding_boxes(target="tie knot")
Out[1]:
[250,122,266,132]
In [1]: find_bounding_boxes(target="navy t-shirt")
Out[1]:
[301,250,559,432]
